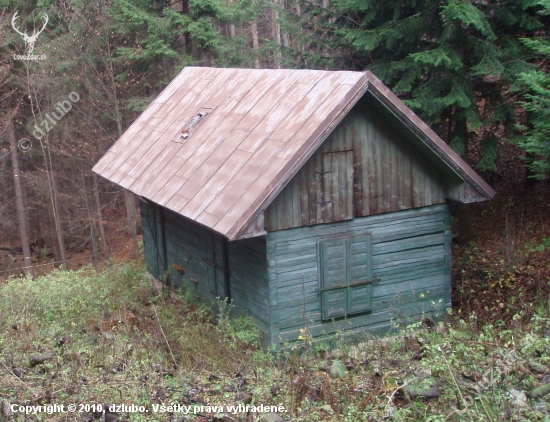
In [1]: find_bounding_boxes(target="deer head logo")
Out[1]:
[11,11,48,55]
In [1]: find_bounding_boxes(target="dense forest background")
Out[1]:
[0,0,549,278]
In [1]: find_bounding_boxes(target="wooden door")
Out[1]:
[318,151,354,224]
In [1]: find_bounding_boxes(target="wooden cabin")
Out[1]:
[93,67,494,345]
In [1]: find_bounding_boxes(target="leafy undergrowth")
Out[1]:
[2,264,550,421]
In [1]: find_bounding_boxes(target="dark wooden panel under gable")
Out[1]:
[140,201,167,278]
[227,237,270,330]
[265,96,447,232]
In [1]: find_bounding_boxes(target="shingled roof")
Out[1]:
[93,67,495,240]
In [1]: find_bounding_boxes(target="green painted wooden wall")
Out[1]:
[141,201,270,332]
[266,204,451,344]
[143,202,451,345]
[264,96,449,232]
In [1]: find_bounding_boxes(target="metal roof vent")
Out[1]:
[179,108,213,140]
[181,113,203,139]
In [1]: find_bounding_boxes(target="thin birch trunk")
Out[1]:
[93,173,110,256]
[7,122,33,277]
[25,76,67,268]
[42,137,67,268]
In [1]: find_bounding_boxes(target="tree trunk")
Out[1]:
[93,173,110,256]
[41,138,67,268]
[106,37,139,257]
[251,20,260,69]
[280,0,289,49]
[321,0,331,57]
[7,122,33,277]
[227,0,236,39]
[180,0,193,55]
[125,190,139,257]
[453,116,472,243]
[39,208,54,257]
[295,2,305,54]
[272,0,282,68]
[83,174,99,270]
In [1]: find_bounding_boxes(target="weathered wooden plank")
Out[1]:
[373,244,445,265]
[273,274,446,314]
[238,212,266,239]
[350,109,367,216]
[270,204,447,240]
[270,214,441,248]
[274,289,448,336]
[298,162,310,226]
[267,204,451,343]
[162,208,274,310]
[373,233,445,255]
[141,205,160,277]
[271,278,449,328]
[401,141,413,210]
[289,175,300,228]
[278,295,448,341]
[369,115,382,215]
[271,214,447,248]
[387,130,398,212]
[272,260,446,292]
[278,294,447,334]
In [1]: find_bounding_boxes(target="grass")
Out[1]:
[1,263,550,421]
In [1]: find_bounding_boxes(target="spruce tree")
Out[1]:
[285,0,545,171]
[516,0,550,179]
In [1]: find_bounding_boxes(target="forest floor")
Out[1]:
[1,246,550,421]
[1,145,550,421]
[0,204,138,280]
[452,146,550,328]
